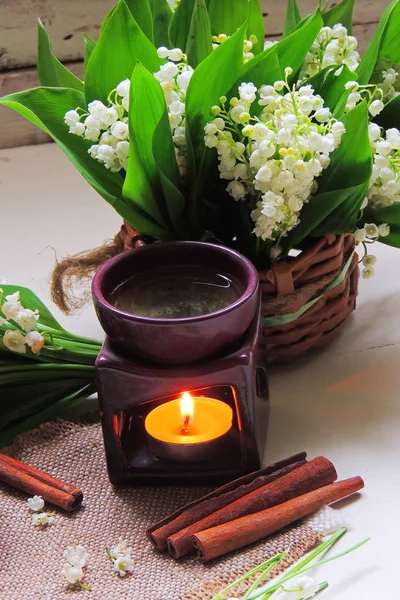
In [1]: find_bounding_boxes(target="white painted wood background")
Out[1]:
[0,0,386,149]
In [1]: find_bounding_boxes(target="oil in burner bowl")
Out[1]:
[111,267,240,319]
[93,241,269,485]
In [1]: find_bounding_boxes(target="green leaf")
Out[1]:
[37,19,84,92]
[85,0,162,104]
[228,46,281,114]
[276,11,324,78]
[185,21,247,204]
[248,0,265,54]
[169,0,195,50]
[311,182,369,236]
[83,34,96,74]
[0,88,120,207]
[283,0,302,37]
[322,0,355,33]
[123,62,181,239]
[357,0,400,85]
[186,0,213,68]
[375,94,400,129]
[0,382,96,447]
[285,101,372,246]
[363,204,400,248]
[0,285,64,331]
[0,87,159,234]
[208,0,248,36]
[125,0,154,41]
[149,0,173,47]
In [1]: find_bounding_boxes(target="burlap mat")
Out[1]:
[0,420,324,600]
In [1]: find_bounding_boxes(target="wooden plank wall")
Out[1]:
[0,0,384,149]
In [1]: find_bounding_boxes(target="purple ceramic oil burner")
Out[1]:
[92,241,269,485]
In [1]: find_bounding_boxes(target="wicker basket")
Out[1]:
[119,224,359,364]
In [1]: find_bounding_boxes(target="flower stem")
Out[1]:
[76,581,92,591]
[249,532,370,600]
[210,553,286,600]
[105,547,115,562]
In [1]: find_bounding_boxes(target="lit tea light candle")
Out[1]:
[145,392,233,463]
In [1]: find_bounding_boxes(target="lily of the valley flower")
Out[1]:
[25,331,45,354]
[205,71,345,247]
[63,545,89,569]
[3,330,26,353]
[2,292,22,320]
[273,576,320,599]
[15,308,39,332]
[111,538,133,559]
[61,563,84,585]
[32,511,54,526]
[113,555,135,577]
[107,538,135,578]
[27,495,45,512]
[62,545,91,590]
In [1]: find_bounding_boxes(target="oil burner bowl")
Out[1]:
[92,241,259,364]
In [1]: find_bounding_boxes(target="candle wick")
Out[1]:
[181,415,190,435]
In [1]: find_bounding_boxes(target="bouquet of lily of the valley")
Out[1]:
[0,286,101,446]
[2,0,400,278]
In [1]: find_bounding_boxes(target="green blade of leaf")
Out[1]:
[157,171,187,238]
[169,0,195,50]
[311,182,369,236]
[83,34,96,75]
[149,0,173,47]
[37,19,84,91]
[208,0,248,36]
[0,88,158,233]
[357,0,400,85]
[0,88,125,208]
[228,46,281,115]
[283,0,302,37]
[322,0,355,33]
[186,0,213,67]
[277,10,324,77]
[185,20,248,219]
[123,62,181,238]
[125,0,154,42]
[0,382,96,448]
[285,101,372,247]
[248,0,265,54]
[85,0,162,104]
[375,92,400,129]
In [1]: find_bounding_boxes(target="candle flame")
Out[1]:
[180,392,194,430]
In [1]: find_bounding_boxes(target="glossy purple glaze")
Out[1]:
[92,241,259,364]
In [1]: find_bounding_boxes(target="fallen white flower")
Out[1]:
[32,512,54,526]
[64,545,89,569]
[61,563,84,584]
[276,575,320,599]
[113,555,135,577]
[27,495,45,512]
[111,538,133,559]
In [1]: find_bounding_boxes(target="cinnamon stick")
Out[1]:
[148,452,307,551]
[0,453,83,511]
[193,476,364,561]
[167,456,336,558]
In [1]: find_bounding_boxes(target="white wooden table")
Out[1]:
[1,143,399,600]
